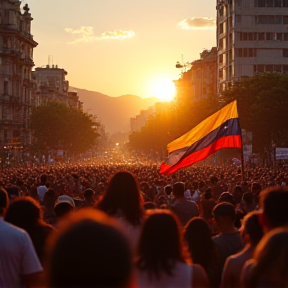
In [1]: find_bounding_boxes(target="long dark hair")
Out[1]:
[248,229,288,288]
[5,196,53,263]
[184,217,218,271]
[96,171,143,226]
[136,210,188,279]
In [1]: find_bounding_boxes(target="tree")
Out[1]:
[221,73,288,153]
[30,101,98,156]
[129,95,221,152]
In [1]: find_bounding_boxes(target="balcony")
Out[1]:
[0,47,20,57]
[0,94,20,104]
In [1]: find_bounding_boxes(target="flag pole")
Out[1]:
[240,130,245,182]
[237,100,245,182]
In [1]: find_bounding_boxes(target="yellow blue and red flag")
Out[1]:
[160,100,242,175]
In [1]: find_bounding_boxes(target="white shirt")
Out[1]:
[37,185,48,202]
[138,261,192,288]
[0,218,43,288]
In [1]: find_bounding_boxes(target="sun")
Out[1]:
[153,79,176,102]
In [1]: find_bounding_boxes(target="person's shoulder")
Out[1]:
[0,220,31,239]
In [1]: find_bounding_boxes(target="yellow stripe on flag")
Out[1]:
[167,101,239,154]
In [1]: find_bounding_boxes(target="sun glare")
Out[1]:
[153,79,176,102]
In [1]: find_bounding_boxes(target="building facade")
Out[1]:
[174,48,217,102]
[0,1,37,149]
[217,0,288,92]
[32,65,83,110]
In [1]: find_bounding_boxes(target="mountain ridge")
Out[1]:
[70,87,158,134]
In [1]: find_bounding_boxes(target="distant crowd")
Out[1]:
[1,155,288,288]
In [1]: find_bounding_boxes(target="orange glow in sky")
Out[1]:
[27,0,216,98]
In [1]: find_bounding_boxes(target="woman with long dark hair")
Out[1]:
[184,217,220,288]
[96,170,144,251]
[241,229,288,288]
[136,210,208,288]
[5,196,54,264]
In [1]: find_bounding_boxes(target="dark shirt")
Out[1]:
[171,198,199,226]
[213,231,244,273]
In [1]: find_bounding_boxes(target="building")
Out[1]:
[174,48,217,102]
[217,0,288,92]
[0,1,37,149]
[130,106,155,132]
[32,65,83,110]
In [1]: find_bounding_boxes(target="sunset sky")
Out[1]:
[26,0,216,99]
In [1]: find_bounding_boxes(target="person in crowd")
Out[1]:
[164,184,173,207]
[46,209,133,288]
[241,229,288,288]
[218,192,244,228]
[37,174,48,204]
[4,196,54,264]
[239,191,256,215]
[258,186,288,232]
[96,170,144,251]
[251,182,262,209]
[136,210,208,288]
[42,188,57,225]
[200,187,216,220]
[171,182,199,226]
[184,217,220,288]
[233,185,243,205]
[54,195,76,223]
[212,202,244,274]
[0,188,43,288]
[81,188,96,207]
[221,211,263,288]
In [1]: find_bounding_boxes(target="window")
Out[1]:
[284,33,288,41]
[258,65,265,73]
[275,16,282,24]
[284,16,288,24]
[274,0,281,6]
[219,54,224,64]
[219,7,224,17]
[266,32,273,40]
[276,33,282,40]
[220,23,224,34]
[284,0,288,7]
[257,0,266,6]
[257,15,282,24]
[219,70,223,79]
[266,65,273,72]
[274,65,282,72]
[283,49,288,57]
[267,0,274,6]
[259,33,265,40]
[283,65,288,74]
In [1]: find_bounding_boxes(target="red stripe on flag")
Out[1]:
[160,135,242,175]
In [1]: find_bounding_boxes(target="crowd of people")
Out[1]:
[1,154,288,288]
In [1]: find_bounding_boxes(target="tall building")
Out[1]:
[0,1,38,149]
[174,48,217,102]
[217,0,288,92]
[32,65,83,110]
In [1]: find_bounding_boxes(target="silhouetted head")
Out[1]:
[5,196,42,230]
[241,211,263,247]
[0,187,9,216]
[213,202,236,224]
[84,188,95,200]
[184,217,217,269]
[249,229,288,288]
[137,209,187,278]
[47,209,132,288]
[259,186,288,230]
[173,182,185,198]
[96,170,143,226]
